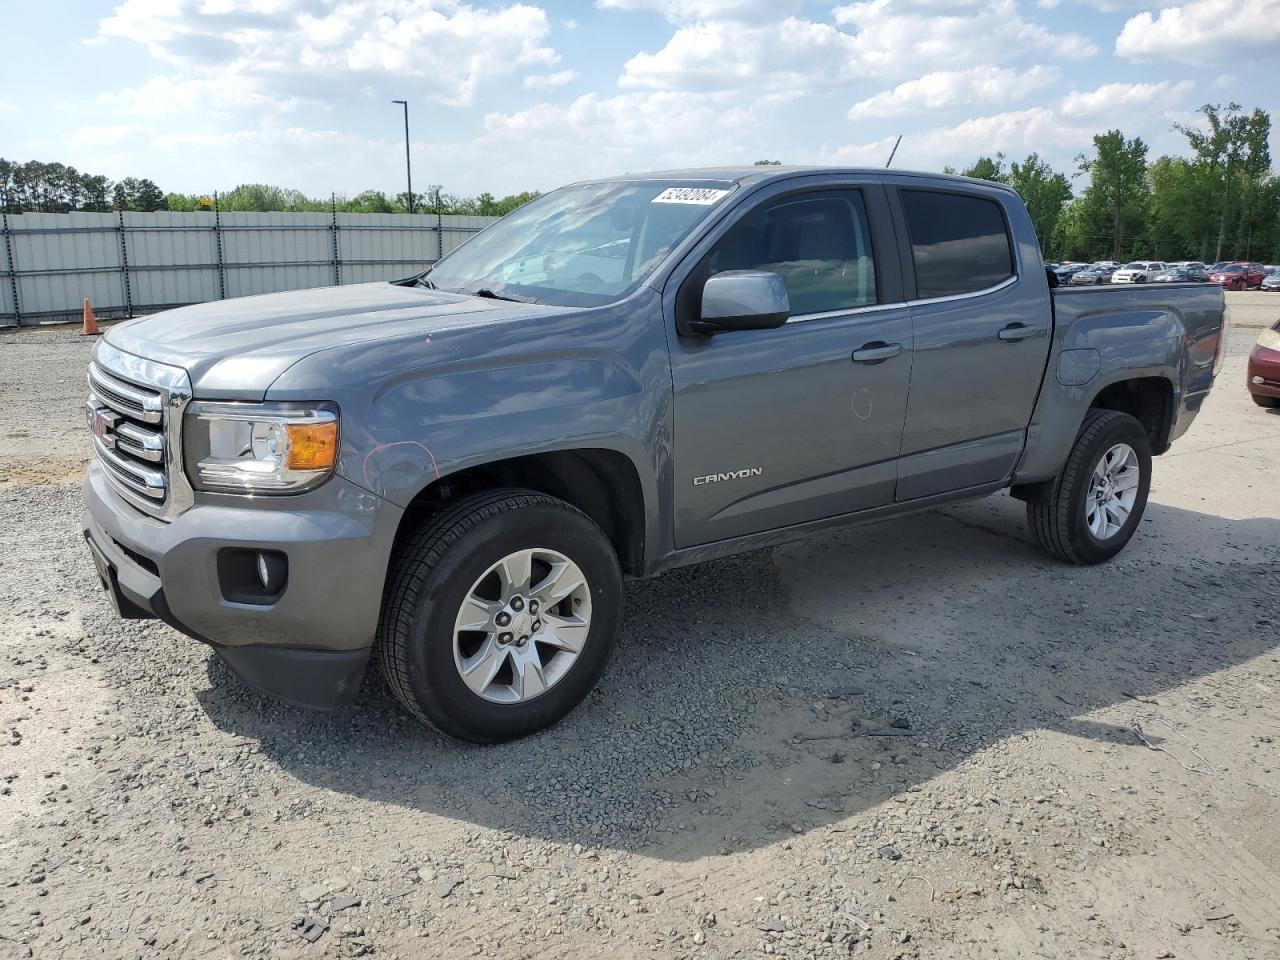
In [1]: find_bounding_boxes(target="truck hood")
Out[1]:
[104,282,564,399]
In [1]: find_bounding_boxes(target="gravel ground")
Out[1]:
[1,292,1279,960]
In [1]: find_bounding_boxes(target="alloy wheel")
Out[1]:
[1085,442,1140,540]
[452,548,592,704]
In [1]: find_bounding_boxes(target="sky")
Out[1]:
[2,0,1279,199]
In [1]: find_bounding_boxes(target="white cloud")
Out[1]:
[596,0,799,21]
[620,18,861,96]
[93,73,299,118]
[481,91,757,174]
[621,0,1095,97]
[825,106,1099,171]
[833,0,1098,72]
[849,65,1060,119]
[0,99,18,119]
[1116,0,1280,63]
[1058,79,1193,119]
[523,69,579,90]
[97,0,560,108]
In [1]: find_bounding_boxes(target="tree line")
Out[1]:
[0,159,166,213]
[948,103,1279,264]
[0,160,539,219]
[164,183,542,217]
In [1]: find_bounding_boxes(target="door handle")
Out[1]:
[851,342,902,363]
[997,323,1039,342]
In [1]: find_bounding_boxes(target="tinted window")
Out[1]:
[901,190,1015,299]
[707,190,876,315]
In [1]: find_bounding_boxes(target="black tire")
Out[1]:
[376,489,622,743]
[1027,409,1152,565]
[1253,394,1280,408]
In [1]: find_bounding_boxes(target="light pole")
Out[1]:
[391,99,414,214]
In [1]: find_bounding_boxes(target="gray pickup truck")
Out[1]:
[82,167,1226,742]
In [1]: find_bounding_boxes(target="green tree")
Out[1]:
[81,175,113,212]
[1076,130,1149,260]
[960,154,1006,182]
[341,190,397,213]
[1172,103,1278,262]
[1005,153,1072,253]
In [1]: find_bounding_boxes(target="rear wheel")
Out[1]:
[376,489,622,743]
[1027,410,1152,564]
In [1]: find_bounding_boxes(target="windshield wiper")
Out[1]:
[462,286,535,303]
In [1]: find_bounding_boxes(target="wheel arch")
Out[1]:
[1012,373,1174,504]
[1086,375,1175,455]
[390,448,648,577]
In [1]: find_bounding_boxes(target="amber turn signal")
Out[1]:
[285,421,338,470]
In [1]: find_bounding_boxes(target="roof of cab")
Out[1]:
[577,165,1020,195]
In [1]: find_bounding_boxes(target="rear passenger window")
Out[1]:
[901,190,1015,299]
[707,190,876,316]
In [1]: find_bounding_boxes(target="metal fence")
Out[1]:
[0,208,499,326]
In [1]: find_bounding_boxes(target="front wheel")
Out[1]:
[376,489,622,743]
[1027,410,1152,564]
[1253,394,1280,408]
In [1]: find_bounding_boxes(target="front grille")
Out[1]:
[86,343,193,520]
[88,363,167,502]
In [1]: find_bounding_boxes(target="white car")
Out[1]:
[1111,261,1168,283]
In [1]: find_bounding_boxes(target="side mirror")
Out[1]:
[685,270,789,336]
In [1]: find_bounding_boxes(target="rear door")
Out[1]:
[667,178,913,547]
[886,182,1052,500]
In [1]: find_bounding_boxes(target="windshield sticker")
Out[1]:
[651,187,731,205]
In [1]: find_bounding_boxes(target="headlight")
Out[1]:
[184,402,338,493]
[1258,327,1280,352]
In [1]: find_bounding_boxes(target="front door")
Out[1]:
[668,183,913,548]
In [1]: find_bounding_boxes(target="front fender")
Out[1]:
[267,290,674,570]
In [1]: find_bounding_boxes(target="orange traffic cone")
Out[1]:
[82,298,100,336]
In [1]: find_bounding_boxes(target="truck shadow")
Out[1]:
[198,494,1280,862]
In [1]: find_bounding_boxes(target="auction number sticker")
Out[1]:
[651,187,730,205]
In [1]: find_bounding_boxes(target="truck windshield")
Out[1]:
[424,181,736,307]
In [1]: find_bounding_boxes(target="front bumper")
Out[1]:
[82,464,403,710]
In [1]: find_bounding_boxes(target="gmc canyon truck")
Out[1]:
[82,167,1226,743]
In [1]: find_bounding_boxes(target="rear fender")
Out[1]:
[1014,285,1222,483]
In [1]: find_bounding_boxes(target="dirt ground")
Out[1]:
[1,292,1278,960]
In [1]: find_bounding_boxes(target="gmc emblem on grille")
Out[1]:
[85,403,120,450]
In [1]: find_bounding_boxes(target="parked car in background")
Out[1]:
[1112,261,1168,283]
[1170,261,1208,272]
[1154,265,1209,283]
[1070,263,1116,285]
[1248,321,1280,407]
[1210,263,1252,290]
[1052,263,1089,285]
[1262,268,1280,292]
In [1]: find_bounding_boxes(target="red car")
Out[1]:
[1211,261,1266,290]
[1249,321,1280,408]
